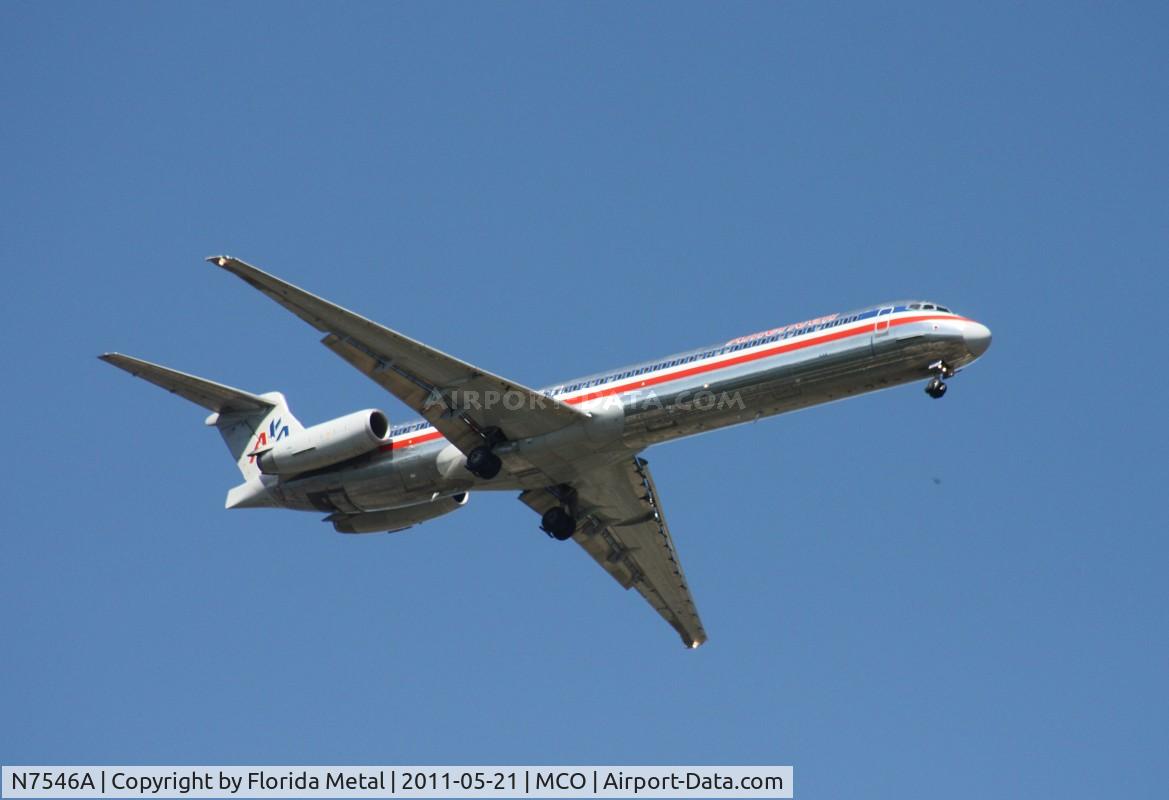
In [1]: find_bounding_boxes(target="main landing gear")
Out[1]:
[541,506,577,541]
[465,446,502,479]
[925,360,955,399]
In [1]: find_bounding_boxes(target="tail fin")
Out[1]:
[98,353,305,480]
[207,392,305,480]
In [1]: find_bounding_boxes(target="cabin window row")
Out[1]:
[545,313,883,396]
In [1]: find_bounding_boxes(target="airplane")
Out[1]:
[101,256,992,648]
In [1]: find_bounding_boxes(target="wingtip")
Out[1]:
[206,255,232,268]
[99,352,143,373]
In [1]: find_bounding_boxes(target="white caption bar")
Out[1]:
[2,767,792,799]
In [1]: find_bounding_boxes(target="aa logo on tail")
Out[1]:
[248,417,290,463]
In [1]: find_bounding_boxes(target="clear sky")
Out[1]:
[2,3,1166,797]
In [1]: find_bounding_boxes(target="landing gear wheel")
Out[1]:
[541,507,576,541]
[925,377,948,399]
[465,446,502,480]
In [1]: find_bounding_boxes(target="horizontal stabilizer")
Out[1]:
[225,479,278,509]
[99,353,274,414]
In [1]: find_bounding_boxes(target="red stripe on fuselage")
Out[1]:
[379,314,960,451]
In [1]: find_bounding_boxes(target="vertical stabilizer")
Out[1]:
[206,392,305,479]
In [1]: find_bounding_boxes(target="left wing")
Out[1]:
[208,256,587,457]
[520,456,708,648]
[98,353,275,413]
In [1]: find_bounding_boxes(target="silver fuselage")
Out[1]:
[269,303,991,515]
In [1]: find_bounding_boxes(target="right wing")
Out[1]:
[520,456,707,648]
[209,256,587,458]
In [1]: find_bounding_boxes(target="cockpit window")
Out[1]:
[938,306,951,313]
[909,303,921,310]
[923,303,935,310]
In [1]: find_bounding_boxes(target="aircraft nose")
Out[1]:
[964,320,992,358]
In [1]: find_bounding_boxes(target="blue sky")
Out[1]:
[2,3,1166,797]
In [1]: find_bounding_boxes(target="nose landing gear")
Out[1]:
[924,360,955,399]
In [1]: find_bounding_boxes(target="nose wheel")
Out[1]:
[925,360,955,399]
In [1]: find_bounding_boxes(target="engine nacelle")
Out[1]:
[257,409,389,475]
[331,493,470,534]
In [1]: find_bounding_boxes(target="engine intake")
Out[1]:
[257,409,389,475]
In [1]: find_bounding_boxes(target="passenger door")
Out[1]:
[871,306,894,352]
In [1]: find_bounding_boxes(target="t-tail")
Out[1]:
[98,353,304,508]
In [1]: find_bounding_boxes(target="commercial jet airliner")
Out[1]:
[102,257,992,647]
